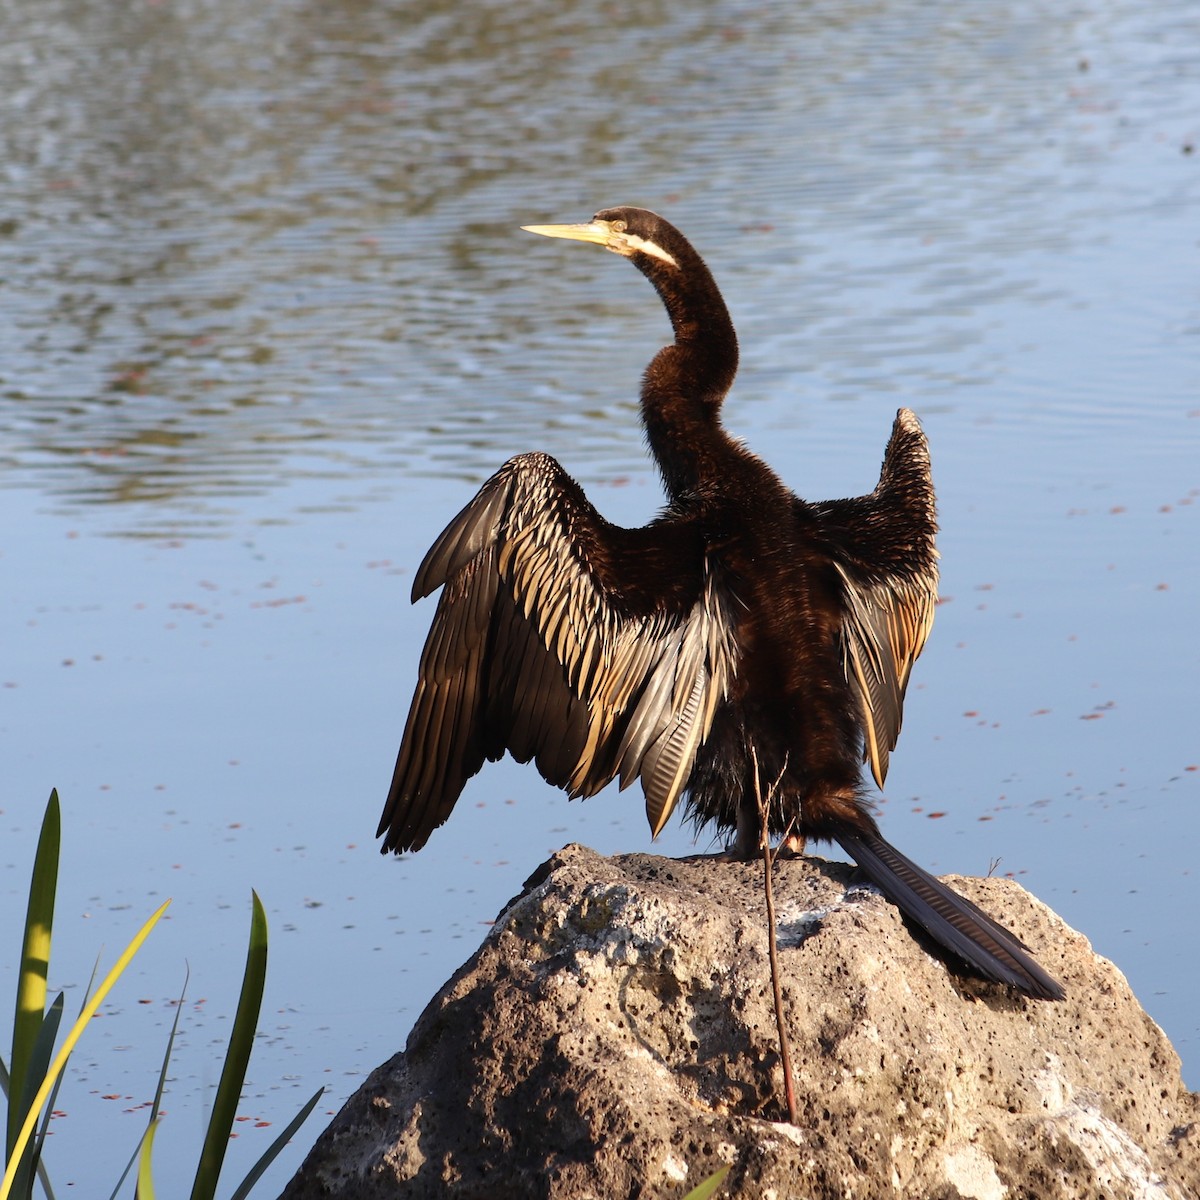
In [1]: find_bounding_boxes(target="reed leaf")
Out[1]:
[0,899,171,1200]
[7,792,59,1171]
[682,1165,730,1200]
[228,1086,325,1200]
[109,967,190,1200]
[135,1118,160,1200]
[188,891,268,1200]
[23,993,65,1194]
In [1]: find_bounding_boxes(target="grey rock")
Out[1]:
[281,844,1199,1199]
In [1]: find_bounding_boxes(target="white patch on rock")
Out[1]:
[765,1121,806,1147]
[662,1152,688,1182]
[1050,1103,1173,1200]
[943,1145,1007,1200]
[1032,1051,1072,1113]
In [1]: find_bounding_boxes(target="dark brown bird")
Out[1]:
[378,206,1063,1000]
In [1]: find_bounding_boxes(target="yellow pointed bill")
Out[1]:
[522,218,678,266]
[521,220,615,247]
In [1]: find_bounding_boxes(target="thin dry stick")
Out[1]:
[752,748,799,1126]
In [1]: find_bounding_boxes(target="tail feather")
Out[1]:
[835,829,1064,1000]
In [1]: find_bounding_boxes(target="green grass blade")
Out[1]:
[135,1118,160,1200]
[149,968,189,1123]
[0,898,171,1200]
[8,791,60,1163]
[5,792,61,1200]
[25,994,64,1115]
[188,892,268,1200]
[108,1125,149,1200]
[36,960,102,1200]
[33,1154,55,1200]
[108,966,190,1200]
[25,994,65,1194]
[30,1102,57,1200]
[683,1165,731,1200]
[227,1086,325,1200]
[0,1059,56,1200]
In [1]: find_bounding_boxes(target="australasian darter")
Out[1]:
[376,206,1063,1001]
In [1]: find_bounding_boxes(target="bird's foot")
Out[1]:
[772,833,807,860]
[722,828,807,862]
[685,846,746,863]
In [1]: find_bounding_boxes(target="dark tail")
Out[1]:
[835,829,1065,1000]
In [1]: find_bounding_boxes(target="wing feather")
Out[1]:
[812,408,939,790]
[378,451,739,853]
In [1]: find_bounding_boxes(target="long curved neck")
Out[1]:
[637,248,740,501]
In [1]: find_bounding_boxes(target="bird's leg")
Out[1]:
[732,801,762,860]
[737,748,798,860]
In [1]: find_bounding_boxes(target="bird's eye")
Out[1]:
[611,219,627,233]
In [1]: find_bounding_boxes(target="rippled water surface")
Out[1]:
[2,0,1198,1191]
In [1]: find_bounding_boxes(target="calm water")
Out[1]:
[2,0,1198,1192]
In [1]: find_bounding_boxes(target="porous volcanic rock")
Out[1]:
[282,844,1199,1199]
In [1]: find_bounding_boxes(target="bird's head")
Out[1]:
[522,205,734,372]
[522,206,681,269]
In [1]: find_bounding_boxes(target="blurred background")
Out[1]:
[2,0,1197,1192]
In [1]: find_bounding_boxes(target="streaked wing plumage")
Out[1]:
[812,409,939,788]
[378,451,738,852]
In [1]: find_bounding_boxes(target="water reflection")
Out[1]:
[6,0,1178,525]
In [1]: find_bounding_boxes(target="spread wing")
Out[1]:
[377,451,739,853]
[811,408,939,788]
